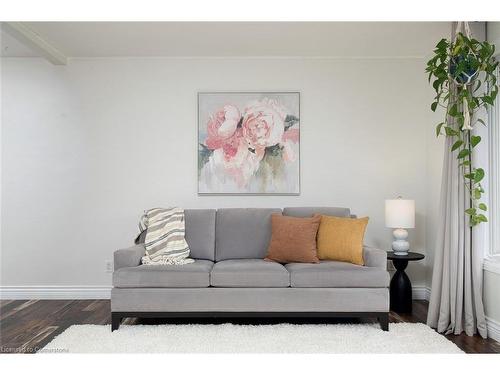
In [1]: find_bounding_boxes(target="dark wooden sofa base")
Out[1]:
[111,311,389,332]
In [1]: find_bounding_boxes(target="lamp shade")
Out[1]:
[385,199,415,228]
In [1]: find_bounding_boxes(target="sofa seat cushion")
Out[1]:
[285,261,389,288]
[211,259,290,287]
[113,260,213,288]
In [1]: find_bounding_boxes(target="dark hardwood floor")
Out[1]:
[1,299,499,353]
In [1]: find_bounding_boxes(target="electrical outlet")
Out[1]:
[105,260,113,273]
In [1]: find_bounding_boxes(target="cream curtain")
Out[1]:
[426,22,488,338]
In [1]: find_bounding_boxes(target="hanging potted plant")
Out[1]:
[426,26,498,226]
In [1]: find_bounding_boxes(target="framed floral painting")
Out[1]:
[198,92,300,195]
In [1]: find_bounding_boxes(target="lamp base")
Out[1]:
[392,228,410,255]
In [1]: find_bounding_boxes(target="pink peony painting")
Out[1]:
[198,92,300,194]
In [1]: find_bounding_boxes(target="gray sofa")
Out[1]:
[111,207,390,331]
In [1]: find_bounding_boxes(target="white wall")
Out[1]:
[1,56,441,291]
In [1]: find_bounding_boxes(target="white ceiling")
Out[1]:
[1,28,38,57]
[1,22,451,58]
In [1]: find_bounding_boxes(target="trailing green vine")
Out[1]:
[426,32,498,226]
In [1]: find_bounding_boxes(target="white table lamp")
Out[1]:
[385,197,415,255]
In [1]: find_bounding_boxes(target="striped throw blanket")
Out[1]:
[139,207,194,265]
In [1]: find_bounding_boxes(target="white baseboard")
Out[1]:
[486,316,500,342]
[412,286,431,301]
[0,286,111,299]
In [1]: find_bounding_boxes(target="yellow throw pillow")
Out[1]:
[316,215,369,265]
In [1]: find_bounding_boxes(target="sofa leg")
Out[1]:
[378,313,389,331]
[111,312,121,332]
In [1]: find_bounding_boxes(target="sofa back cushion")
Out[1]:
[185,209,216,261]
[216,208,282,261]
[283,206,351,218]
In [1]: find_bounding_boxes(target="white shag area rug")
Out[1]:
[41,323,463,353]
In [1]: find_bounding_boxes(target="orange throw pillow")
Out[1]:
[265,214,321,263]
[316,215,369,265]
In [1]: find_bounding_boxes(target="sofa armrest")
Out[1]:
[363,246,387,269]
[114,244,145,271]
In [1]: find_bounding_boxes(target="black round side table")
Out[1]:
[387,251,425,314]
